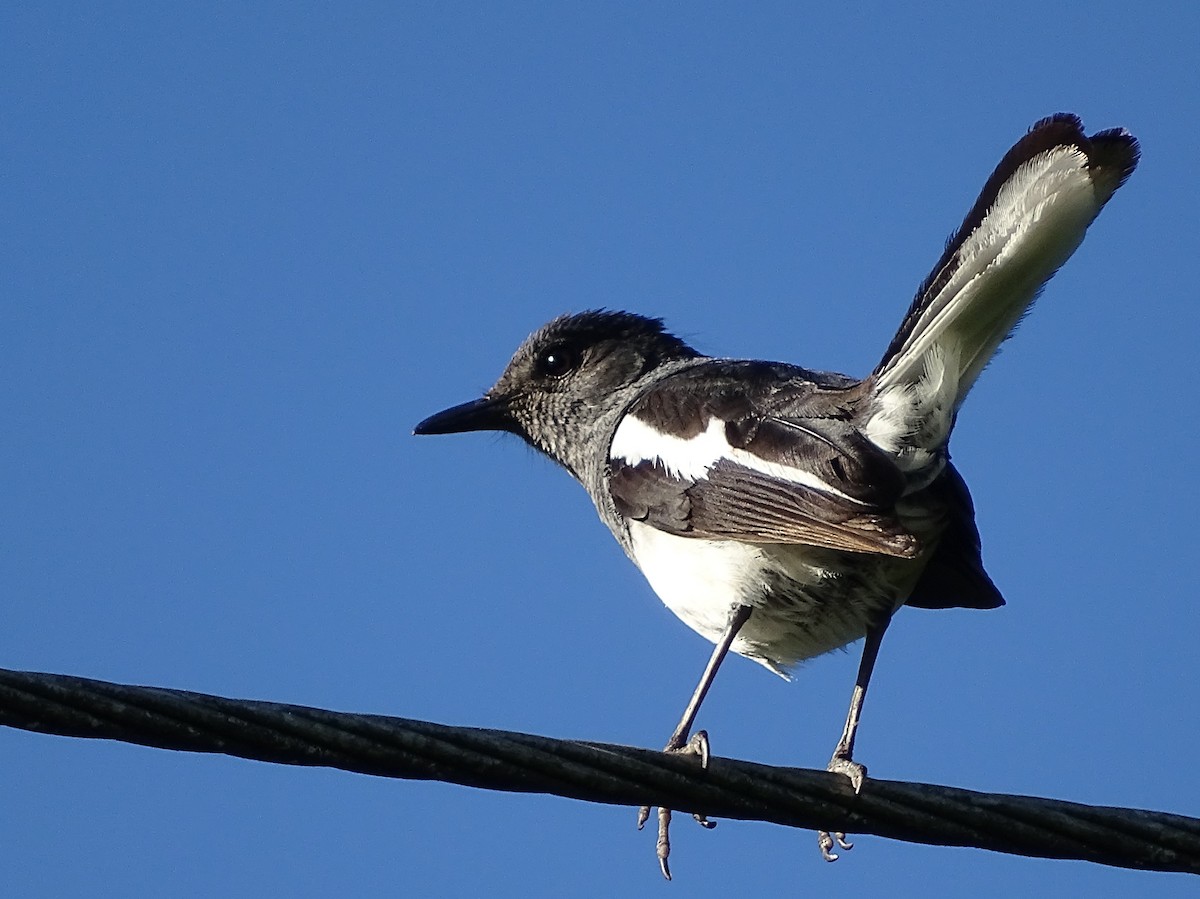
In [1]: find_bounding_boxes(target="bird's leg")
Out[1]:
[638,603,752,881]
[819,614,891,861]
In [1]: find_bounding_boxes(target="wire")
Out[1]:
[1,666,1196,875]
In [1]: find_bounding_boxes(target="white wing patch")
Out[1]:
[609,414,865,504]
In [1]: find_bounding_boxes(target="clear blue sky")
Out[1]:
[3,4,1197,897]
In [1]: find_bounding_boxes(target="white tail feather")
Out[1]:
[866,119,1137,461]
[877,147,1103,405]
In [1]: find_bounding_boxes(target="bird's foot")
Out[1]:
[818,830,855,862]
[818,751,867,861]
[636,730,714,881]
[827,751,867,793]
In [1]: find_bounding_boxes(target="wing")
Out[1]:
[607,362,920,558]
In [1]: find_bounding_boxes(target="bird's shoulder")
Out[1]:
[623,359,860,431]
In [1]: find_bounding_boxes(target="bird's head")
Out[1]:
[414,310,700,479]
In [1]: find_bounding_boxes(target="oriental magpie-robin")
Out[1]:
[414,114,1138,875]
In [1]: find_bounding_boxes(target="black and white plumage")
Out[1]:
[415,114,1139,873]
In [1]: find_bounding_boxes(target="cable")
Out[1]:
[1,667,1196,874]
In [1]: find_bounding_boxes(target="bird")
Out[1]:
[413,113,1139,877]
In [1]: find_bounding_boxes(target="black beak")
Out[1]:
[413,396,513,436]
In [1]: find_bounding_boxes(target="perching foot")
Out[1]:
[817,750,867,861]
[636,730,715,880]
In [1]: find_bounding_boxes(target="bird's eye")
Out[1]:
[536,344,579,379]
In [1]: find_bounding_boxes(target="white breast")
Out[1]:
[628,520,767,641]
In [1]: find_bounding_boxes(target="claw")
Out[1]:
[827,753,867,794]
[657,807,673,880]
[686,730,710,769]
[818,829,854,861]
[818,830,839,862]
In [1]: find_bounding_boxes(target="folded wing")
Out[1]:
[608,364,919,558]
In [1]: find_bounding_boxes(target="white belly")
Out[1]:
[627,521,902,676]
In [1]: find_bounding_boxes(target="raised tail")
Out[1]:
[865,114,1138,462]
